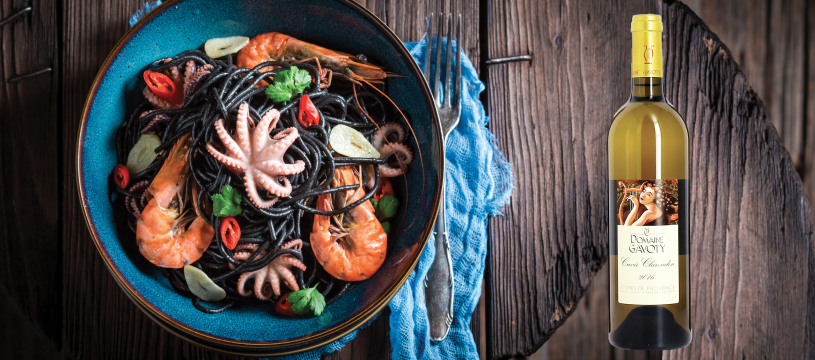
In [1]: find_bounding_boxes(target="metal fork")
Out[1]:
[422,13,462,342]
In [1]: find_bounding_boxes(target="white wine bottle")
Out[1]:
[607,14,691,350]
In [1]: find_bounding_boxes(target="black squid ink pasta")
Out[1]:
[110,43,412,314]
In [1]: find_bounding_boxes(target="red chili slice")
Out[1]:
[113,164,129,189]
[275,293,296,316]
[297,94,319,128]
[143,70,184,105]
[374,177,394,201]
[220,217,241,250]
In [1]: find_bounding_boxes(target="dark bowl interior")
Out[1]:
[77,0,440,350]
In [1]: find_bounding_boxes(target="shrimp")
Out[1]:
[310,167,387,281]
[236,32,388,84]
[136,133,215,268]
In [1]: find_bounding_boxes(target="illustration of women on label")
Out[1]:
[617,179,679,226]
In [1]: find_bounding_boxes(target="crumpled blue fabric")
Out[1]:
[279,37,513,360]
[384,38,513,360]
[129,5,513,355]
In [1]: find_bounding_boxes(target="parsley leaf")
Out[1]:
[265,66,312,102]
[211,185,242,217]
[376,195,399,220]
[265,82,292,102]
[288,285,326,316]
[381,221,391,235]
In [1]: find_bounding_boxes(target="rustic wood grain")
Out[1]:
[683,0,808,169]
[60,1,204,357]
[526,1,815,359]
[484,0,659,358]
[57,0,476,359]
[807,1,815,355]
[534,265,612,360]
[660,1,814,358]
[0,0,61,344]
[531,264,660,360]
[486,0,815,358]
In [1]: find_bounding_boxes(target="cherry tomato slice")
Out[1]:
[297,94,319,128]
[275,293,296,316]
[143,70,184,105]
[220,217,241,250]
[113,164,129,189]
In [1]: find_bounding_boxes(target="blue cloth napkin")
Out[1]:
[385,38,514,360]
[129,4,514,357]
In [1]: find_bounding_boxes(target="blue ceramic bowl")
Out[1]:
[76,0,441,355]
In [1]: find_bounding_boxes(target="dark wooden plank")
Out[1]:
[0,0,61,345]
[660,1,814,358]
[356,0,480,73]
[60,0,227,358]
[530,263,658,360]
[58,0,478,358]
[484,0,659,358]
[323,309,392,360]
[486,0,815,358]
[807,1,815,354]
[0,287,64,360]
[683,0,807,169]
[539,2,814,359]
[533,265,612,360]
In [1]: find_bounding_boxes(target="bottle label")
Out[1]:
[631,31,663,78]
[613,179,679,305]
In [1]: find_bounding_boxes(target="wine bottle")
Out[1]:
[607,14,691,350]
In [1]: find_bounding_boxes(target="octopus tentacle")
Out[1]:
[265,268,283,298]
[212,119,248,162]
[277,255,307,271]
[207,102,307,210]
[372,122,406,149]
[143,86,179,110]
[237,271,258,297]
[377,143,414,178]
[184,64,212,99]
[253,109,280,151]
[205,143,247,174]
[279,239,303,252]
[245,172,278,208]
[167,64,182,84]
[234,104,253,157]
[139,111,171,134]
[259,160,305,176]
[125,180,150,218]
[253,169,292,198]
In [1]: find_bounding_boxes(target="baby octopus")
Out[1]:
[233,240,307,300]
[206,103,306,208]
[143,59,213,110]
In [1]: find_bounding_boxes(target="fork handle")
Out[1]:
[426,175,455,342]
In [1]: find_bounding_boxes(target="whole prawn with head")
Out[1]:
[618,182,663,226]
[310,167,387,281]
[236,32,389,86]
[136,133,215,268]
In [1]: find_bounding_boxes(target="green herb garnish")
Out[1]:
[375,195,399,220]
[265,66,312,102]
[211,184,242,217]
[288,285,326,316]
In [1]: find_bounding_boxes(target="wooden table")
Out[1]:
[1,0,814,359]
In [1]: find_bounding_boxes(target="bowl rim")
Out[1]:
[75,0,442,353]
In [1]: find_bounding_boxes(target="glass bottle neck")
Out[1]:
[630,77,664,101]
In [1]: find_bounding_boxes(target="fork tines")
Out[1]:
[424,13,463,110]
